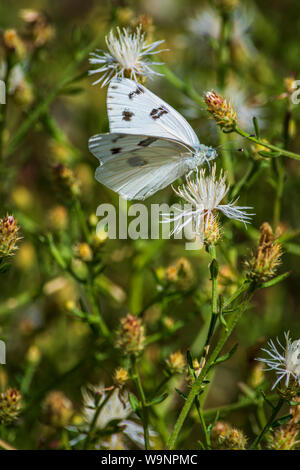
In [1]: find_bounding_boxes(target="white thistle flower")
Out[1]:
[188,6,255,55]
[164,164,253,236]
[224,84,265,130]
[257,332,300,390]
[89,26,165,86]
[82,384,155,449]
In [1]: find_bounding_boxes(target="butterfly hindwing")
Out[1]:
[107,78,200,149]
[89,133,190,200]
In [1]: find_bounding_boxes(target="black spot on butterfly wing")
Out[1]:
[110,147,122,154]
[128,86,144,99]
[138,137,157,147]
[127,156,148,167]
[150,105,169,120]
[112,134,128,143]
[122,110,135,121]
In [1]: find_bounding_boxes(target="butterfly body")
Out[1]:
[89,78,217,200]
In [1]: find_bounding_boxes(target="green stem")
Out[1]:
[250,398,284,450]
[234,126,300,161]
[74,198,90,244]
[202,394,277,421]
[201,245,219,364]
[83,390,113,449]
[167,282,256,450]
[132,357,150,450]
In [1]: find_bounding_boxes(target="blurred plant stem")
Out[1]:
[86,281,110,339]
[131,356,150,450]
[74,198,91,244]
[273,157,284,228]
[217,11,235,183]
[45,233,110,338]
[6,31,105,158]
[0,437,15,450]
[216,12,230,90]
[202,393,278,421]
[272,97,292,228]
[0,52,12,164]
[167,281,257,450]
[250,397,285,449]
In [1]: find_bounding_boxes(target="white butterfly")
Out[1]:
[88,78,217,200]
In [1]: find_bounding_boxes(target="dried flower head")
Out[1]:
[42,390,74,428]
[89,26,165,86]
[166,257,194,290]
[211,421,247,450]
[246,222,282,281]
[204,90,237,132]
[257,332,300,390]
[269,397,300,450]
[165,164,253,243]
[116,314,145,357]
[0,388,22,425]
[20,9,55,47]
[52,163,81,198]
[165,350,186,375]
[0,215,21,258]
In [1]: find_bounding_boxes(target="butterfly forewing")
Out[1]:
[107,78,200,149]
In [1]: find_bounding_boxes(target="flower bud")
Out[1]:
[204,90,237,132]
[211,421,247,450]
[3,29,25,58]
[166,257,194,290]
[75,242,93,262]
[114,367,129,387]
[165,351,186,375]
[116,313,145,357]
[0,215,21,258]
[246,222,282,282]
[48,205,69,231]
[0,388,22,425]
[52,163,81,199]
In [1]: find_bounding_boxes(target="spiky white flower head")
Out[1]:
[89,26,165,86]
[82,384,155,449]
[257,332,300,389]
[164,164,253,236]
